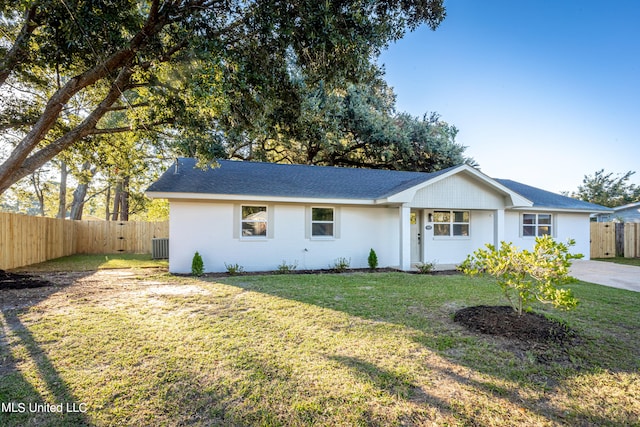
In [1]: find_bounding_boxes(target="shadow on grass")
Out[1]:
[0,272,94,426]
[221,272,640,425]
[327,354,478,425]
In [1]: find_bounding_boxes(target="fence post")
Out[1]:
[615,223,625,257]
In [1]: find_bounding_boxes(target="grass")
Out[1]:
[11,254,168,272]
[0,263,638,426]
[593,256,640,267]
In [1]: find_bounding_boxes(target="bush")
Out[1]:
[277,260,298,274]
[332,257,351,273]
[459,235,581,315]
[367,249,378,270]
[191,252,204,276]
[224,262,244,276]
[416,261,435,274]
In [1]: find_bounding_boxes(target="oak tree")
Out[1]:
[0,0,446,194]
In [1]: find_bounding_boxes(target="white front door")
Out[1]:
[410,210,422,264]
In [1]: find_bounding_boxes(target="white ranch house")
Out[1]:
[146,159,611,273]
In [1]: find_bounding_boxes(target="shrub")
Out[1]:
[277,260,298,274]
[367,249,378,270]
[459,235,582,315]
[416,261,436,274]
[191,252,204,276]
[224,262,244,276]
[332,257,351,273]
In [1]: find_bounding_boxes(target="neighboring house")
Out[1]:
[146,158,612,273]
[593,201,640,223]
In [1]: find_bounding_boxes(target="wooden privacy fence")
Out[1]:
[0,212,168,270]
[590,222,640,258]
[75,220,169,254]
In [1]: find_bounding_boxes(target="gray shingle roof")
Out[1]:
[147,158,611,212]
[147,158,452,200]
[495,179,611,212]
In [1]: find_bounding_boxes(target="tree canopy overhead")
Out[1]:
[0,0,447,195]
[568,169,640,208]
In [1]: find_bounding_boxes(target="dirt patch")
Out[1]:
[453,305,577,346]
[0,270,53,289]
[0,270,165,311]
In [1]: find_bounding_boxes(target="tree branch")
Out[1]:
[0,1,171,192]
[0,5,41,87]
[105,102,150,112]
[87,119,173,135]
[0,66,135,193]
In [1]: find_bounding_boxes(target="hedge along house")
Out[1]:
[146,158,611,273]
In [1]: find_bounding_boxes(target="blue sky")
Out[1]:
[379,0,640,193]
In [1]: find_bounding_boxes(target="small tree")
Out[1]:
[368,249,378,270]
[459,236,581,315]
[191,252,204,277]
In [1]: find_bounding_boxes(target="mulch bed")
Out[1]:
[194,267,461,278]
[453,305,577,345]
[0,269,53,290]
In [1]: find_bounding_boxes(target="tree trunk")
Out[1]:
[30,173,45,216]
[69,162,96,220]
[105,184,111,221]
[69,183,89,220]
[111,180,122,221]
[121,176,129,221]
[57,161,67,218]
[110,175,131,221]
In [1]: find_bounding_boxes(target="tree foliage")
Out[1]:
[0,0,447,194]
[569,169,640,208]
[225,77,471,171]
[460,236,582,315]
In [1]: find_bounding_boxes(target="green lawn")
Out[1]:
[11,253,168,272]
[0,267,638,426]
[594,257,640,267]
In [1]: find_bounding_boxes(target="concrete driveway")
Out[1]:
[570,260,640,292]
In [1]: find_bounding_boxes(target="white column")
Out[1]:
[494,209,505,247]
[399,204,412,270]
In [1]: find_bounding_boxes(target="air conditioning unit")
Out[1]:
[151,238,169,259]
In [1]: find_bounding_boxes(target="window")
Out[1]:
[522,213,553,237]
[311,207,334,237]
[433,210,470,237]
[241,206,268,237]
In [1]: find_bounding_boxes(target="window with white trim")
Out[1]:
[311,207,334,237]
[433,210,470,237]
[522,213,553,237]
[241,206,268,237]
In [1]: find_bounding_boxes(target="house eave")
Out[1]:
[145,191,379,206]
[509,206,614,214]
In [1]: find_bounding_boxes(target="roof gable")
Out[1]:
[380,164,533,208]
